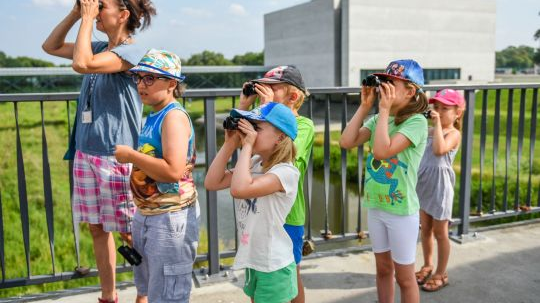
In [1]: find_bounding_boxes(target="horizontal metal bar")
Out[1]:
[0,66,269,76]
[0,93,79,102]
[311,233,367,244]
[3,83,540,102]
[458,207,540,224]
[0,265,132,289]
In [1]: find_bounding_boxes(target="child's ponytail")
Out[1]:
[453,105,466,131]
[262,136,296,172]
[394,83,429,125]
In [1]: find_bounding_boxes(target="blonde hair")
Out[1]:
[173,82,186,98]
[262,134,296,172]
[453,104,466,131]
[394,82,429,125]
[284,84,307,111]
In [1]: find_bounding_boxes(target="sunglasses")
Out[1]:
[131,74,172,86]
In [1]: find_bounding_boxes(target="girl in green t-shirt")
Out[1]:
[340,59,429,303]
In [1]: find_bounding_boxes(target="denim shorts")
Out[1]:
[132,202,200,302]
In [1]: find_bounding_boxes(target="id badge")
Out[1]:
[82,110,92,123]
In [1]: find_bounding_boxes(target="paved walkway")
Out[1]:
[26,222,540,303]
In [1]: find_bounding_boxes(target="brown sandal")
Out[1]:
[415,265,433,285]
[421,273,449,292]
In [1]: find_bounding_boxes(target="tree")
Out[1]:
[495,46,535,69]
[534,11,540,66]
[0,51,55,67]
[185,50,232,66]
[232,51,264,65]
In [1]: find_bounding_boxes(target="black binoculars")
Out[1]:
[118,245,142,266]
[223,116,258,131]
[77,0,104,11]
[362,75,394,87]
[242,82,257,96]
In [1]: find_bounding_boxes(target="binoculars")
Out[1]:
[242,82,257,96]
[118,245,142,266]
[223,116,258,131]
[362,75,394,87]
[77,0,104,11]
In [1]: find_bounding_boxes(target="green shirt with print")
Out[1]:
[285,116,315,226]
[362,113,427,216]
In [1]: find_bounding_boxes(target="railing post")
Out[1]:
[203,97,219,276]
[457,89,476,239]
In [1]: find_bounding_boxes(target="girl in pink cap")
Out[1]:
[415,89,466,292]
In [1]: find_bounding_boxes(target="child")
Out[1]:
[205,102,300,303]
[415,89,465,292]
[114,49,199,303]
[339,59,429,303]
[238,66,314,303]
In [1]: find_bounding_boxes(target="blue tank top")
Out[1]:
[133,101,196,199]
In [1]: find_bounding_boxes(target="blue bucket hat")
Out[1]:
[130,49,186,82]
[230,102,298,140]
[373,59,424,87]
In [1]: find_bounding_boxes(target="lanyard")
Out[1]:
[84,73,98,110]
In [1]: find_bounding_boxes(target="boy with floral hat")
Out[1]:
[115,49,199,303]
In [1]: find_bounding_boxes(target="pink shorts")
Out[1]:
[72,150,135,233]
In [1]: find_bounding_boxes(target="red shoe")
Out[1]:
[98,296,118,303]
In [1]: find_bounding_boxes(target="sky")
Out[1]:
[0,0,538,65]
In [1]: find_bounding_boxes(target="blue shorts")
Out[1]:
[284,224,304,264]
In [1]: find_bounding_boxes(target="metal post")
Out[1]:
[340,94,348,235]
[457,90,476,238]
[204,97,219,275]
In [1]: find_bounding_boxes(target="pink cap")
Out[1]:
[429,89,465,107]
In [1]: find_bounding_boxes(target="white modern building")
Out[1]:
[264,0,496,87]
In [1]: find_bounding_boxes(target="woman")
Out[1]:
[42,1,156,302]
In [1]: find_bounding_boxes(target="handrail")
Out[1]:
[0,83,539,290]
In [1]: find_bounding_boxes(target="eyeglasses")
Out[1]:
[131,74,172,86]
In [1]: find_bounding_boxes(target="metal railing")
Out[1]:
[0,83,539,289]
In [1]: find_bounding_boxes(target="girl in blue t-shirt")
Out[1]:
[340,60,429,303]
[115,49,199,303]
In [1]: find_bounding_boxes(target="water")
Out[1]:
[191,118,369,251]
[193,167,368,251]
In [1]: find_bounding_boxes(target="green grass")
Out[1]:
[0,99,235,298]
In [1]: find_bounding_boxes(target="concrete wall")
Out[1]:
[343,0,496,86]
[264,0,341,87]
[265,0,496,87]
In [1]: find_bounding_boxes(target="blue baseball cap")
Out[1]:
[373,59,424,87]
[230,102,298,140]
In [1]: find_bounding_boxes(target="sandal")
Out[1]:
[98,297,118,303]
[415,265,433,285]
[421,273,449,292]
